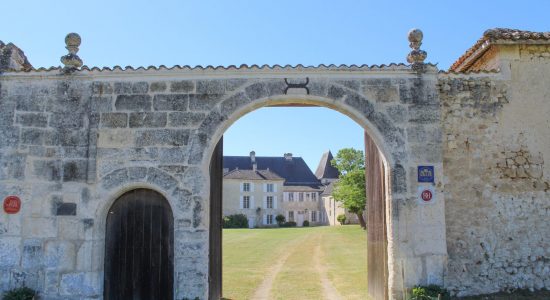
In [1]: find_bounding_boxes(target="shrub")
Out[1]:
[223,214,249,228]
[302,220,310,227]
[275,214,286,226]
[280,221,296,227]
[2,287,36,300]
[410,285,450,300]
[337,214,346,225]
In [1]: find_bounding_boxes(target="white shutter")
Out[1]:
[294,192,298,201]
[283,192,288,202]
[251,196,255,209]
[263,196,267,209]
[286,210,289,221]
[273,196,278,209]
[240,183,243,192]
[239,196,243,209]
[251,183,255,192]
[263,183,267,192]
[263,214,267,225]
[274,184,277,192]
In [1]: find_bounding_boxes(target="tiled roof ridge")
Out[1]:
[449,28,550,72]
[1,62,439,74]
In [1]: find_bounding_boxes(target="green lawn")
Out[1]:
[222,225,368,300]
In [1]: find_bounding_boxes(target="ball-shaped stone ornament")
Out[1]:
[65,33,81,47]
[408,29,423,44]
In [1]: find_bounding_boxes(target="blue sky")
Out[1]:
[3,1,549,169]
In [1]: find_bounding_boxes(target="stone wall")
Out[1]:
[0,67,447,299]
[440,44,550,296]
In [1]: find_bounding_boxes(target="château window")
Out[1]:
[267,196,273,209]
[243,196,250,209]
[299,192,304,202]
[311,211,317,222]
[312,193,317,201]
[288,192,294,202]
[266,183,274,193]
[267,214,273,225]
[306,193,310,201]
[243,182,250,192]
[288,211,294,221]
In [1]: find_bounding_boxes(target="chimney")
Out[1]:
[253,162,257,171]
[284,153,293,161]
[250,151,256,163]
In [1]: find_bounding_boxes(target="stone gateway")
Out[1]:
[0,28,549,299]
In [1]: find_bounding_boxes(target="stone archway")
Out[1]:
[202,88,404,299]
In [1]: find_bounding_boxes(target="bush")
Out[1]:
[302,220,310,227]
[275,214,286,226]
[410,285,450,300]
[337,214,346,225]
[2,287,36,300]
[223,214,249,228]
[280,221,296,227]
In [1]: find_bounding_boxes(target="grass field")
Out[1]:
[222,225,368,300]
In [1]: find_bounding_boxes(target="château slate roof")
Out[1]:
[315,150,340,180]
[450,28,550,72]
[223,169,284,181]
[223,155,322,188]
[321,180,339,196]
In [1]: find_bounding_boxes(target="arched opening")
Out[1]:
[104,188,174,299]
[207,96,392,300]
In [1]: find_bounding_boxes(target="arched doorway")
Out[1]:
[104,188,174,299]
[206,96,392,299]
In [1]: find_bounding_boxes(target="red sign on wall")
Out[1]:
[421,190,433,202]
[3,196,21,214]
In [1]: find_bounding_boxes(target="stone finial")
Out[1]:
[60,32,83,73]
[406,28,427,72]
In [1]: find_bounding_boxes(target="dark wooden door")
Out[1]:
[209,137,223,299]
[104,188,174,300]
[366,132,388,300]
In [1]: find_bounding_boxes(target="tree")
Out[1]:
[331,148,367,229]
[337,214,347,225]
[275,214,286,226]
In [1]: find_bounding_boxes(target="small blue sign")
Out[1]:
[418,166,434,183]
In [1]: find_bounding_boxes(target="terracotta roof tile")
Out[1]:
[450,28,550,72]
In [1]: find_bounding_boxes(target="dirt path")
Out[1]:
[250,246,294,300]
[313,244,344,300]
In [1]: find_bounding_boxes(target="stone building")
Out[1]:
[223,152,325,227]
[0,28,549,299]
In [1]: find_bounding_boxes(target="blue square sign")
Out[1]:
[418,166,434,183]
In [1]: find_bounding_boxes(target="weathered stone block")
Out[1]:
[386,105,408,123]
[100,113,127,128]
[127,166,147,181]
[16,112,48,127]
[345,93,374,117]
[244,82,268,100]
[220,92,250,115]
[168,112,206,127]
[0,126,19,148]
[59,272,99,297]
[170,80,195,93]
[407,126,442,144]
[153,94,188,111]
[49,112,84,129]
[15,95,47,111]
[91,82,113,95]
[135,129,189,146]
[158,147,188,164]
[33,160,61,181]
[0,237,21,267]
[63,160,87,182]
[114,94,152,111]
[97,129,134,148]
[129,112,167,128]
[22,239,43,269]
[91,96,113,113]
[101,168,128,190]
[197,80,225,95]
[327,85,345,100]
[0,152,26,180]
[21,128,48,145]
[392,164,407,194]
[409,104,440,123]
[150,81,167,92]
[147,167,178,191]
[188,94,223,111]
